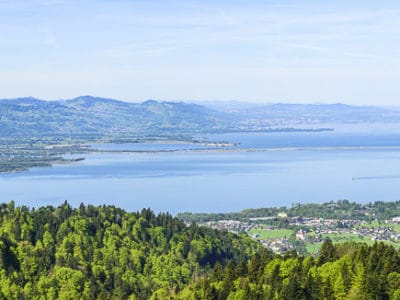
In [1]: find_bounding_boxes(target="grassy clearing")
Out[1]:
[306,243,322,254]
[392,224,400,233]
[357,220,384,229]
[249,228,292,240]
[321,233,367,243]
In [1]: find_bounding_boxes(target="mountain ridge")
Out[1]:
[0,96,231,138]
[1,96,400,138]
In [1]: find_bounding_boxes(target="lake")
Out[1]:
[2,125,400,214]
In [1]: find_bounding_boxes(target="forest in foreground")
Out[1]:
[1,202,400,299]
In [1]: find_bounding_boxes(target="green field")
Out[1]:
[249,228,292,239]
[392,224,400,233]
[321,232,367,243]
[306,243,322,254]
[359,220,381,228]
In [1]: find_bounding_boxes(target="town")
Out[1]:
[199,214,400,254]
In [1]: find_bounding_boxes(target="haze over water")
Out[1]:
[2,124,400,214]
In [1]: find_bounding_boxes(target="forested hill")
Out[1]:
[180,240,400,299]
[1,202,400,299]
[178,200,400,223]
[0,201,259,299]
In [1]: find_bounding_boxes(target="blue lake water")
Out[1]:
[2,126,400,214]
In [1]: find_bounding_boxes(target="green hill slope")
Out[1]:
[0,201,258,299]
[2,202,400,299]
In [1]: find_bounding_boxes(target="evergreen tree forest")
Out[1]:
[1,201,400,299]
[0,201,258,299]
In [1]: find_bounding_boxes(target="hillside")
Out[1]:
[203,101,400,125]
[2,202,400,299]
[0,96,231,138]
[2,96,400,138]
[177,200,400,223]
[0,202,259,299]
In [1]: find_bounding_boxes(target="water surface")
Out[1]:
[2,127,400,213]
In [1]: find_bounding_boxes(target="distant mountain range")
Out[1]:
[1,96,400,138]
[0,96,231,138]
[200,101,400,124]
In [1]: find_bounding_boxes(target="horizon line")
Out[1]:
[0,95,395,107]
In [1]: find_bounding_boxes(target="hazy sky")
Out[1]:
[1,0,400,104]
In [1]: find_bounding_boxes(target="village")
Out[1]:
[201,215,400,254]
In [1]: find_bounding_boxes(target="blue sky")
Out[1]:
[0,0,399,104]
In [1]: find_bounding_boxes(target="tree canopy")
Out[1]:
[1,201,400,299]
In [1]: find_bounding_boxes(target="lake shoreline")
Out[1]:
[3,143,400,175]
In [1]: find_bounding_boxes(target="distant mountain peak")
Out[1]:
[70,95,119,103]
[142,99,159,105]
[65,95,128,109]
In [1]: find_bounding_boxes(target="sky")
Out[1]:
[0,0,400,105]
